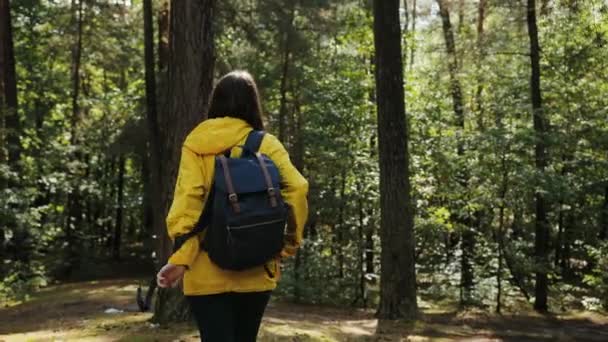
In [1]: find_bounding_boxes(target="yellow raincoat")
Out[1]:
[165,117,308,296]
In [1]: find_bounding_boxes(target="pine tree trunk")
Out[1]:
[527,0,550,313]
[0,0,19,164]
[372,0,417,320]
[153,0,216,324]
[436,0,474,306]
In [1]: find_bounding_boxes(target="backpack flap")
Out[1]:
[214,156,281,195]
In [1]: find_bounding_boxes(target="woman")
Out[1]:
[156,70,308,342]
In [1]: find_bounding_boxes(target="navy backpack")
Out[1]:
[173,131,288,272]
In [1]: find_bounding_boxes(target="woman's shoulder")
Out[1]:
[260,132,286,153]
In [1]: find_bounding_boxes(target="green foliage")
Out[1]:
[2,0,607,315]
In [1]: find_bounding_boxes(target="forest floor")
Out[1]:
[1,278,608,341]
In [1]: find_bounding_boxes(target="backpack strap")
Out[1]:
[243,130,265,154]
[172,186,215,254]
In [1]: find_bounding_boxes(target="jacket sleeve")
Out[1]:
[264,134,309,257]
[165,145,207,268]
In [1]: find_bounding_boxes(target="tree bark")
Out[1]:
[436,0,474,306]
[0,0,19,164]
[527,0,550,313]
[153,0,216,324]
[372,0,417,320]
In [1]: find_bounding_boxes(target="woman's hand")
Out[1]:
[156,263,187,288]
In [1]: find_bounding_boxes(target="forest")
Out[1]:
[1,0,608,340]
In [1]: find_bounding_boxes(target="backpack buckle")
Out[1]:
[228,193,240,213]
[267,188,278,207]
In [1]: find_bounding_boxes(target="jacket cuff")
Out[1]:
[168,237,199,268]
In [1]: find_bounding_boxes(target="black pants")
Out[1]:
[187,291,271,342]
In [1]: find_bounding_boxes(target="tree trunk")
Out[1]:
[143,0,162,263]
[278,2,295,144]
[436,0,474,306]
[158,0,169,73]
[0,0,19,276]
[356,180,366,306]
[527,0,550,313]
[63,0,85,278]
[113,156,125,260]
[599,185,608,240]
[153,0,216,324]
[0,0,19,164]
[409,0,417,70]
[337,170,346,278]
[495,147,509,314]
[372,0,417,320]
[475,0,487,131]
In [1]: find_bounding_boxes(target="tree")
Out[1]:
[0,0,20,164]
[436,0,474,306]
[372,0,417,320]
[0,0,19,278]
[527,0,550,313]
[143,0,161,263]
[153,0,216,323]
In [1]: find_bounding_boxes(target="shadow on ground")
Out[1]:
[1,279,607,341]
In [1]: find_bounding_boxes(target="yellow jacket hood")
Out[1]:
[183,117,253,155]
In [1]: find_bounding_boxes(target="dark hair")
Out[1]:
[207,70,264,130]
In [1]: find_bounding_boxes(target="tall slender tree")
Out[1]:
[436,0,474,306]
[527,0,550,313]
[372,0,417,320]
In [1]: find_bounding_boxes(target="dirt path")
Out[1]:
[1,279,607,341]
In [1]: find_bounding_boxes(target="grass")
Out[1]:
[1,278,608,341]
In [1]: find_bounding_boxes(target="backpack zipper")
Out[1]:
[227,218,284,230]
